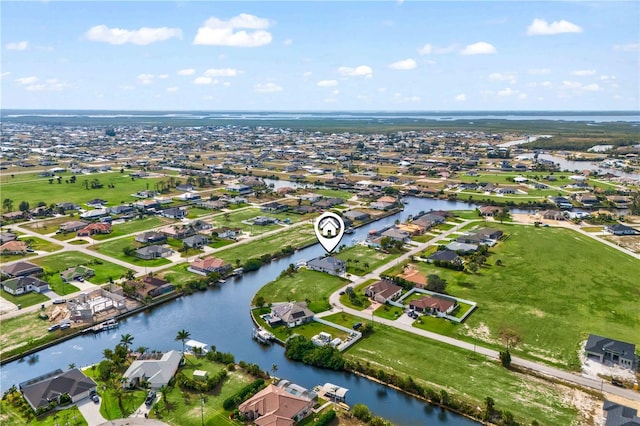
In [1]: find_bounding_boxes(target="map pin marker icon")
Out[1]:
[314,212,345,254]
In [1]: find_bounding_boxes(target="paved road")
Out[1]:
[325,219,640,403]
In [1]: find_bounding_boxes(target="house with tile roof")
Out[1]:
[238,383,315,426]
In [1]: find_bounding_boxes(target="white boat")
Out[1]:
[253,327,275,344]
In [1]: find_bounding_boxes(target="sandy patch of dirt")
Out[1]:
[559,387,601,426]
[602,235,640,253]
[578,340,637,382]
[462,322,494,343]
[527,308,545,318]
[0,298,17,314]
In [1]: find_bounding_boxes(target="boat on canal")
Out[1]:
[252,327,275,344]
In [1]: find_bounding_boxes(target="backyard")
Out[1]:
[253,268,348,313]
[335,244,400,276]
[89,237,172,267]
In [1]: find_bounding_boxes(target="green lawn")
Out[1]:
[149,358,254,426]
[83,367,147,420]
[0,398,87,426]
[90,237,172,267]
[313,188,355,200]
[0,289,49,308]
[373,304,404,320]
[335,245,400,276]
[91,216,175,240]
[324,312,579,426]
[186,207,212,218]
[392,224,640,369]
[0,171,176,208]
[0,252,38,263]
[253,268,348,313]
[23,216,78,235]
[32,251,131,288]
[158,263,198,286]
[19,236,63,252]
[211,207,311,237]
[215,225,316,265]
[253,312,350,342]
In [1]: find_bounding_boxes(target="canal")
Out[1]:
[1,197,487,425]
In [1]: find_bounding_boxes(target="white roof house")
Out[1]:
[185,339,209,354]
[123,350,182,390]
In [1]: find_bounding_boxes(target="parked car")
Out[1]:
[352,322,362,330]
[145,391,156,406]
[90,390,99,403]
[52,298,66,305]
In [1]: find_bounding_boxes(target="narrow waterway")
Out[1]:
[1,197,487,425]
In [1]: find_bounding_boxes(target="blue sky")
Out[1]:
[2,1,639,111]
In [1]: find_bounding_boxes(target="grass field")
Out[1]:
[335,245,400,276]
[253,268,348,313]
[32,251,130,288]
[91,216,175,240]
[23,216,77,235]
[0,400,87,426]
[90,237,172,267]
[0,311,80,358]
[158,263,198,286]
[387,224,640,369]
[0,289,49,308]
[83,367,147,420]
[211,207,312,236]
[253,311,350,342]
[0,171,175,208]
[215,224,316,264]
[323,312,579,426]
[339,279,375,310]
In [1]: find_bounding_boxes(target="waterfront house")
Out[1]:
[268,301,314,328]
[238,383,315,426]
[306,256,346,276]
[343,210,371,222]
[20,368,97,411]
[188,256,231,276]
[122,350,182,390]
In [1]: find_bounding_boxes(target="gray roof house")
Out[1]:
[602,400,640,426]
[20,368,97,411]
[427,249,462,265]
[135,245,173,260]
[343,210,371,222]
[2,261,44,278]
[123,350,182,390]
[605,224,640,236]
[182,235,209,248]
[1,276,50,295]
[585,334,636,370]
[269,301,314,328]
[306,256,346,276]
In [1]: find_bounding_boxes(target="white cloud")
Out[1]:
[388,58,417,70]
[120,85,135,91]
[338,65,373,78]
[6,41,28,51]
[317,80,338,87]
[461,42,496,55]
[331,89,340,95]
[177,68,196,76]
[1,72,11,79]
[434,44,458,54]
[166,87,179,92]
[561,80,601,92]
[85,25,182,45]
[417,43,432,55]
[497,87,516,97]
[613,43,639,52]
[518,93,527,100]
[137,74,154,84]
[158,74,169,79]
[582,83,601,91]
[599,75,616,81]
[16,76,70,91]
[541,81,553,88]
[255,82,283,93]
[528,68,551,75]
[193,14,272,47]
[193,76,213,85]
[16,76,39,85]
[488,72,517,84]
[303,71,312,78]
[526,18,582,36]
[455,93,467,102]
[571,69,596,76]
[204,68,241,77]
[283,39,293,46]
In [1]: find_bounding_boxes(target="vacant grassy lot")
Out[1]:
[0,399,87,426]
[215,224,316,264]
[0,171,173,208]
[211,207,311,236]
[91,216,175,240]
[90,237,172,267]
[0,311,79,358]
[148,357,254,426]
[23,216,78,235]
[335,245,400,276]
[32,251,130,288]
[158,263,198,286]
[339,279,375,310]
[253,268,348,313]
[0,289,49,308]
[389,224,640,369]
[323,312,580,426]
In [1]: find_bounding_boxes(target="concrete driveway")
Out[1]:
[77,396,108,426]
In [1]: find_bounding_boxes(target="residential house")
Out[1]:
[135,231,167,245]
[77,223,112,237]
[268,301,314,328]
[86,199,107,208]
[188,256,231,276]
[0,240,28,255]
[2,261,43,278]
[585,334,636,370]
[20,368,97,411]
[238,384,315,426]
[253,216,276,226]
[161,207,187,220]
[133,275,175,299]
[1,276,50,295]
[134,245,173,260]
[605,224,640,236]
[79,209,108,220]
[59,220,90,233]
[396,223,425,236]
[427,249,462,265]
[122,350,182,390]
[190,220,213,233]
[160,225,196,240]
[60,265,95,283]
[538,210,565,221]
[380,228,410,243]
[210,227,241,240]
[398,268,427,288]
[409,295,457,315]
[495,186,519,195]
[0,232,18,244]
[306,256,346,276]
[364,280,403,304]
[602,400,640,426]
[478,206,501,217]
[226,184,252,195]
[261,201,288,213]
[313,197,344,209]
[2,211,25,222]
[418,212,447,225]
[445,241,479,254]
[343,210,371,222]
[182,235,209,249]
[108,204,134,215]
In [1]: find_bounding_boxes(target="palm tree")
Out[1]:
[119,333,134,351]
[175,329,191,353]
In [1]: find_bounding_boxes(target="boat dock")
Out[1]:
[252,327,275,344]
[84,318,119,333]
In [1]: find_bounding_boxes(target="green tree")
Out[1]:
[18,200,30,212]
[119,334,134,351]
[2,198,13,211]
[176,329,191,353]
[426,274,447,294]
[352,404,372,422]
[500,349,511,368]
